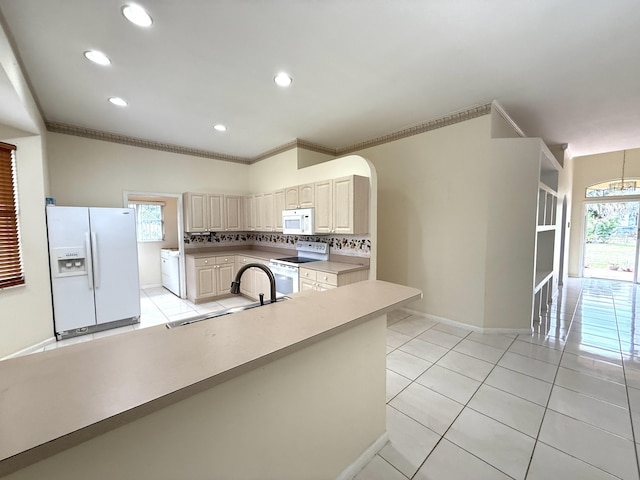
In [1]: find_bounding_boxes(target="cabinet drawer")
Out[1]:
[299,268,338,287]
[315,271,337,286]
[300,268,317,282]
[215,255,233,264]
[194,257,216,267]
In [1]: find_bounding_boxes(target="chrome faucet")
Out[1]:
[230,263,277,305]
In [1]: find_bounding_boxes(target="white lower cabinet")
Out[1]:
[235,256,272,300]
[186,255,236,303]
[299,267,368,292]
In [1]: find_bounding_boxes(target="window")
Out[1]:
[586,179,640,197]
[0,142,24,288]
[128,201,165,242]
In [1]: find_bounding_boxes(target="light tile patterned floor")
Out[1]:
[355,277,640,480]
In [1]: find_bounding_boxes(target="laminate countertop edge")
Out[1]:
[0,280,421,477]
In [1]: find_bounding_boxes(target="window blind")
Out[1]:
[0,142,24,288]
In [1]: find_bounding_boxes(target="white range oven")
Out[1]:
[269,241,329,295]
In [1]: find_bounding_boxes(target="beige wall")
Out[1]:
[0,134,54,357]
[353,116,493,328]
[248,148,371,192]
[569,148,640,276]
[46,132,251,207]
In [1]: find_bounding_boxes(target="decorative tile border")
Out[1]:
[45,103,492,165]
[184,232,371,258]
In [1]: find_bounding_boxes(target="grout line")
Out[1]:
[613,284,640,479]
[522,281,582,479]
[404,327,518,478]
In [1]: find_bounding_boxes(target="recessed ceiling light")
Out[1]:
[274,72,293,87]
[122,4,153,27]
[84,50,111,66]
[213,124,227,132]
[108,97,128,107]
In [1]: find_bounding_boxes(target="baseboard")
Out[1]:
[1,336,57,361]
[400,308,532,336]
[141,283,162,289]
[335,432,389,480]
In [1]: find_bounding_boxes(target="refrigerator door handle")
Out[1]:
[91,231,100,288]
[85,232,94,289]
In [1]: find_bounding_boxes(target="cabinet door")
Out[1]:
[225,195,243,231]
[316,282,336,291]
[239,265,255,298]
[299,278,316,292]
[254,194,264,231]
[243,196,255,231]
[298,183,315,208]
[207,194,224,231]
[332,176,354,234]
[274,190,285,232]
[263,192,275,232]
[184,193,208,232]
[196,266,216,298]
[216,262,235,295]
[254,262,273,298]
[284,187,299,209]
[314,179,333,233]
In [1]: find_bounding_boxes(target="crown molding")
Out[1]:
[45,103,493,165]
[45,122,251,164]
[490,100,525,138]
[337,103,492,155]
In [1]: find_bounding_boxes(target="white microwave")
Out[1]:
[282,208,315,235]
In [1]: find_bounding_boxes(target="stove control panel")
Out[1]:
[296,241,329,255]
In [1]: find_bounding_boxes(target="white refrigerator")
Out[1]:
[46,206,141,338]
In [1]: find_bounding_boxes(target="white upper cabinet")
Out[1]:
[274,190,285,232]
[262,191,275,232]
[207,194,224,231]
[183,193,243,232]
[224,195,244,231]
[183,192,209,232]
[314,175,369,235]
[183,175,369,234]
[284,184,314,209]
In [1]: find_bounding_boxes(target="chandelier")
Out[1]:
[609,150,636,192]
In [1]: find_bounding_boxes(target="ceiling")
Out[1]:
[0,0,639,160]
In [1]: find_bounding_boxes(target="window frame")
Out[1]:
[128,200,165,243]
[0,142,25,289]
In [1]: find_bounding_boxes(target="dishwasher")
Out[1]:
[160,248,181,296]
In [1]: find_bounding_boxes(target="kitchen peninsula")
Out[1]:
[0,281,421,480]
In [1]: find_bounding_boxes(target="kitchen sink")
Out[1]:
[165,297,289,329]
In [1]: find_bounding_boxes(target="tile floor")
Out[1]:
[14,278,640,479]
[34,286,256,352]
[354,277,640,480]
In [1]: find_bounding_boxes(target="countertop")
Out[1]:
[0,280,420,476]
[185,248,369,274]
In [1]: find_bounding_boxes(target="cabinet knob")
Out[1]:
[204,260,208,264]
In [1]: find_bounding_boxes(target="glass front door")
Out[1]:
[583,201,640,282]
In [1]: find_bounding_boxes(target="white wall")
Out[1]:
[0,134,54,357]
[0,19,54,357]
[569,148,640,277]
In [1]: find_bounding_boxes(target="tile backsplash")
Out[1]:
[184,232,370,258]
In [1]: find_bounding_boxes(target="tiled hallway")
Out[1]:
[354,277,640,480]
